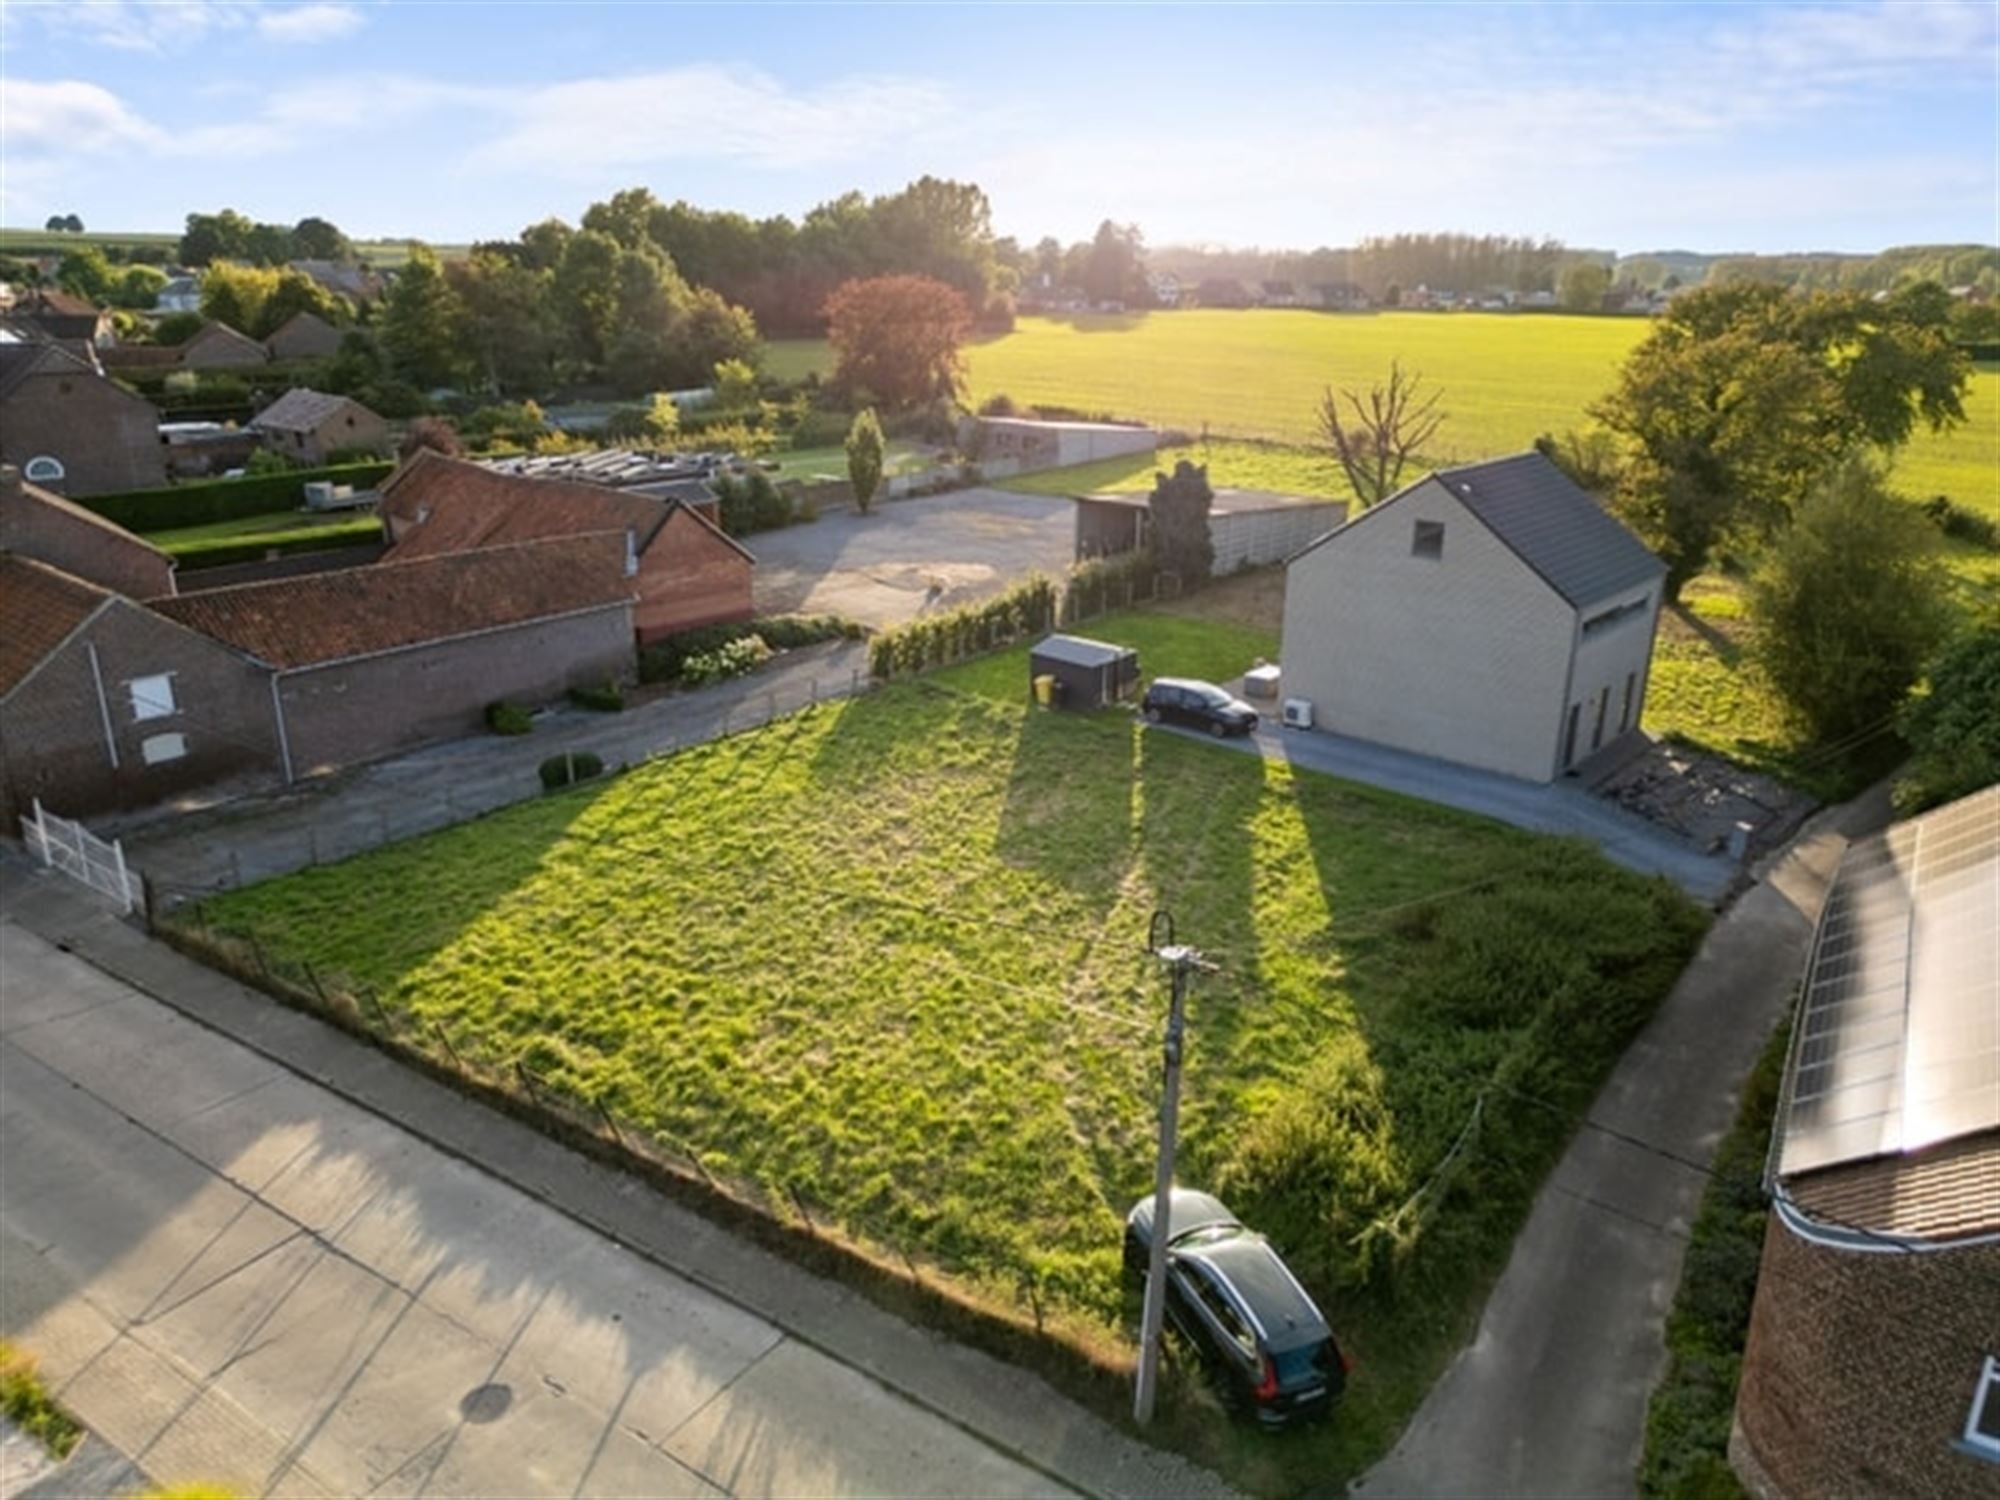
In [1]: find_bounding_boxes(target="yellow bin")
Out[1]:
[1033,673,1056,707]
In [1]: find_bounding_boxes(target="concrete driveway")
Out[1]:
[0,923,1076,1499]
[750,489,1078,626]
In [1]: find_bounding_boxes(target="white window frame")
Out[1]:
[1963,1355,2000,1462]
[140,732,188,766]
[23,455,64,484]
[127,673,178,722]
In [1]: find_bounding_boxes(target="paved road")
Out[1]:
[1349,784,1890,1499]
[0,923,1072,1499]
[750,489,1077,626]
[112,640,869,898]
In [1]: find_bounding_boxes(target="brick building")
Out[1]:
[176,321,271,370]
[0,467,177,598]
[249,387,390,465]
[380,450,753,642]
[1733,785,2000,1500]
[0,341,167,496]
[263,310,343,362]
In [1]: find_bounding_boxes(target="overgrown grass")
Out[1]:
[0,1340,82,1461]
[1638,1021,1792,1500]
[763,338,833,384]
[201,608,1706,1490]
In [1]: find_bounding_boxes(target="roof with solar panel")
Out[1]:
[1770,783,1999,1245]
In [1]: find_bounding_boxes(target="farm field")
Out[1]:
[0,228,466,268]
[767,314,1998,514]
[198,608,1707,1489]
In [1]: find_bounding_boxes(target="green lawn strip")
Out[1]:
[198,608,1706,1490]
[769,441,927,483]
[0,1340,83,1461]
[147,509,381,553]
[932,608,1277,704]
[1638,1020,1791,1500]
[998,439,1355,503]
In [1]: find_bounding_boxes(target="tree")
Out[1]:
[151,310,205,346]
[290,216,353,261]
[259,269,347,336]
[1081,220,1146,305]
[712,358,759,411]
[399,416,462,460]
[1559,261,1612,312]
[603,395,680,446]
[1316,360,1446,507]
[824,274,971,409]
[379,243,463,389]
[1892,618,2000,815]
[1747,459,1949,745]
[43,214,64,232]
[180,209,259,267]
[846,408,886,515]
[448,252,554,394]
[200,260,276,334]
[56,246,113,301]
[1148,459,1215,585]
[108,264,167,310]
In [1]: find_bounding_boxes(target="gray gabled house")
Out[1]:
[1280,451,1665,782]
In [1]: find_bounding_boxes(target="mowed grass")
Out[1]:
[1000,437,1352,500]
[202,609,1706,1487]
[144,509,381,559]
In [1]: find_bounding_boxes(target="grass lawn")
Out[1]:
[768,440,928,483]
[143,509,381,561]
[999,437,1351,500]
[199,606,1706,1489]
[763,337,832,384]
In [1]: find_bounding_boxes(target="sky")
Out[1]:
[2,0,1996,255]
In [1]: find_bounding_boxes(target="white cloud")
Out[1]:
[257,4,366,45]
[0,78,163,152]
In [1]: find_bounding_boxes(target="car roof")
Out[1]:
[1153,677,1226,693]
[1193,1235,1329,1349]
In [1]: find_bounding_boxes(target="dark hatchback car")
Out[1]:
[1142,678,1259,737]
[1125,1189,1347,1427]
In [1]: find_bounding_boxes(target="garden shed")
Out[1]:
[1029,634,1139,710]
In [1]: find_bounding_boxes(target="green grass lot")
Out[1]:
[0,228,466,269]
[202,607,1707,1489]
[763,337,832,385]
[144,509,381,562]
[767,440,928,483]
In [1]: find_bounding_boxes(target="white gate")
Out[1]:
[21,798,137,914]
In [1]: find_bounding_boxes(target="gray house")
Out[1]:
[1280,452,1664,783]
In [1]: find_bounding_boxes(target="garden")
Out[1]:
[190,606,1708,1489]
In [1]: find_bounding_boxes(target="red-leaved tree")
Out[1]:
[823,274,972,410]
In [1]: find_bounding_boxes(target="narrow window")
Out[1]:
[1964,1355,2000,1461]
[127,673,176,721]
[1412,520,1445,559]
[1592,686,1609,751]
[140,732,187,765]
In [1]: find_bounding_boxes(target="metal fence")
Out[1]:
[22,798,139,914]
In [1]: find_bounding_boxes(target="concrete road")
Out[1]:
[750,489,1078,626]
[0,925,1071,1499]
[1349,786,1889,1499]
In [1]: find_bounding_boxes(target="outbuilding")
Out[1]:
[1075,488,1348,575]
[1029,634,1139,710]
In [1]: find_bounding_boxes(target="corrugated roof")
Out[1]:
[0,553,111,696]
[1777,785,1999,1189]
[1431,452,1664,606]
[152,534,634,668]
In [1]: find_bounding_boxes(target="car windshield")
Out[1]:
[1196,686,1233,706]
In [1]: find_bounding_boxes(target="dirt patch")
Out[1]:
[1154,566,1286,633]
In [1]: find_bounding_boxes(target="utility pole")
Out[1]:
[1134,910,1218,1427]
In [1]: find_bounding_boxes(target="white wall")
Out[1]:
[1210,504,1346,575]
[1280,479,1577,781]
[1053,425,1157,468]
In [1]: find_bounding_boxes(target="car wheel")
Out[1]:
[1208,719,1228,738]
[1144,706,1162,724]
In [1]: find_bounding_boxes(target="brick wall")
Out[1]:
[0,477,176,599]
[293,406,390,465]
[276,606,634,774]
[0,599,281,829]
[634,507,754,643]
[0,374,167,496]
[1735,1217,2000,1500]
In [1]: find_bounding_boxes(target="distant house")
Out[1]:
[264,310,344,362]
[155,274,202,314]
[177,320,272,370]
[1194,277,1255,309]
[1733,785,2000,1500]
[1311,282,1371,311]
[250,388,390,465]
[0,341,166,495]
[288,259,382,305]
[379,450,754,642]
[1281,451,1665,782]
[1261,280,1299,308]
[1147,271,1182,308]
[12,288,114,349]
[0,465,176,598]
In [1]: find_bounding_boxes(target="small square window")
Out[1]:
[1412,520,1445,559]
[127,673,176,721]
[1965,1355,2000,1460]
[140,732,187,765]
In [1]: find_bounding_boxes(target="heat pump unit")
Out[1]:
[1281,697,1314,730]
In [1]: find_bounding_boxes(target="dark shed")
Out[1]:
[1029,634,1139,709]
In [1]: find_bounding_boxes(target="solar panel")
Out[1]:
[1778,784,2000,1179]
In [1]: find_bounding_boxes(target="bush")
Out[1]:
[567,681,625,713]
[1062,550,1158,623]
[682,635,773,686]
[538,751,604,790]
[978,392,1018,417]
[786,405,855,448]
[1894,621,2000,815]
[486,700,533,735]
[1919,493,2000,549]
[636,614,855,684]
[80,461,396,532]
[713,470,794,535]
[868,574,1058,679]
[602,395,678,446]
[0,1341,82,1461]
[241,448,294,477]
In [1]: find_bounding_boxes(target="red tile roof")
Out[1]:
[0,553,111,696]
[4,475,174,565]
[153,534,635,669]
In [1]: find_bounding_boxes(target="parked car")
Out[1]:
[1124,1188,1346,1427]
[1142,678,1259,737]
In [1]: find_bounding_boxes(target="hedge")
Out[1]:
[164,521,382,571]
[868,574,1058,679]
[637,614,860,685]
[81,461,396,533]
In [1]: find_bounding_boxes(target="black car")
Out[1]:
[1125,1188,1347,1427]
[1142,678,1259,737]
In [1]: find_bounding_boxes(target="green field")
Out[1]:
[0,229,466,268]
[766,312,1998,514]
[144,509,381,564]
[199,608,1705,1488]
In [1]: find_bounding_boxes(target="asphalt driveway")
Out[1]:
[750,489,1078,626]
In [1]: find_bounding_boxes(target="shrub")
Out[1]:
[787,405,855,448]
[567,681,625,713]
[1919,493,2000,549]
[636,615,855,684]
[682,635,773,686]
[538,751,604,790]
[0,1341,82,1461]
[979,392,1018,417]
[602,395,678,446]
[696,417,776,457]
[1062,550,1157,623]
[241,447,294,477]
[486,700,533,735]
[846,407,886,515]
[1894,621,2000,815]
[868,574,1058,679]
[79,461,396,532]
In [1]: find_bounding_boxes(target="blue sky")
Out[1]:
[3,1,1995,254]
